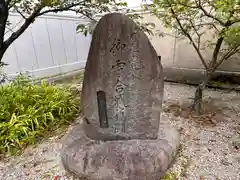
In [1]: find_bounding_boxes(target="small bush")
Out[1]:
[0,75,80,155]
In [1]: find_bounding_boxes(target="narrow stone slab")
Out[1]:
[61,12,180,180]
[81,13,164,140]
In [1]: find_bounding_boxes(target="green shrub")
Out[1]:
[161,172,178,180]
[0,75,80,155]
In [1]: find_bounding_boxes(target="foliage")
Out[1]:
[0,0,155,66]
[147,0,240,70]
[0,0,131,64]
[0,74,80,155]
[76,7,156,36]
[146,0,240,114]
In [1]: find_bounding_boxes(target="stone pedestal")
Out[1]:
[61,122,179,180]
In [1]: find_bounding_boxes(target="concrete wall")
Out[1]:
[3,13,92,79]
[141,13,240,73]
[2,11,239,81]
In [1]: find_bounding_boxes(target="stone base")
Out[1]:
[61,122,180,180]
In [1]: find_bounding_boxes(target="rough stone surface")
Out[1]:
[81,13,164,140]
[61,122,180,180]
[61,13,180,180]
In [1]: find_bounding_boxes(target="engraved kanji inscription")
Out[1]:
[109,38,126,56]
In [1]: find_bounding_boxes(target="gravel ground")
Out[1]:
[0,82,239,180]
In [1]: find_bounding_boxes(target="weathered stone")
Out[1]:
[81,12,164,140]
[61,13,180,180]
[61,122,179,180]
[83,120,131,141]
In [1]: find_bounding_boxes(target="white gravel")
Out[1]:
[0,82,239,180]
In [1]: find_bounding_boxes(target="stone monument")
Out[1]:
[61,13,180,180]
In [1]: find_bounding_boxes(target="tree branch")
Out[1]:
[14,6,27,19]
[197,0,226,26]
[231,19,240,25]
[5,19,23,35]
[167,1,208,69]
[223,46,240,60]
[189,19,201,49]
[3,1,85,51]
[209,36,224,71]
[5,25,14,33]
[213,46,240,71]
[68,8,97,22]
[0,0,9,49]
[4,6,42,49]
[194,22,219,32]
[36,2,83,17]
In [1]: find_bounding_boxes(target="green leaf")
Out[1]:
[0,74,80,155]
[147,0,240,69]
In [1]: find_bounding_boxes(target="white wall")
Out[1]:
[143,13,240,73]
[1,3,148,80]
[3,13,92,79]
[4,10,239,81]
